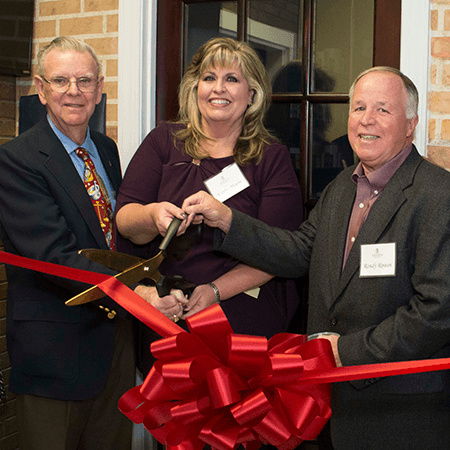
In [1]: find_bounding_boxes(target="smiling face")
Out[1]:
[197,62,253,135]
[34,49,104,144]
[348,71,418,174]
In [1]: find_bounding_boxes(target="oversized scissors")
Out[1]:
[66,218,195,306]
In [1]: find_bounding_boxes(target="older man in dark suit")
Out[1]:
[0,37,182,450]
[181,67,450,450]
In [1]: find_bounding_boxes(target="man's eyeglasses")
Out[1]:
[42,76,100,93]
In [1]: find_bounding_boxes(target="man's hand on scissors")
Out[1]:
[182,191,232,233]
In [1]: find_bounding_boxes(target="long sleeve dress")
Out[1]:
[115,122,304,374]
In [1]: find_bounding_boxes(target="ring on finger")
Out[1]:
[173,314,179,323]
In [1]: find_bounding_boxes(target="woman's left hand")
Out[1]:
[182,284,218,318]
[134,284,188,321]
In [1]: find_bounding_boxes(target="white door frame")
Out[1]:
[400,0,430,155]
[118,0,157,172]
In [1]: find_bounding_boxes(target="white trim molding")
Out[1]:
[118,0,157,172]
[400,0,430,156]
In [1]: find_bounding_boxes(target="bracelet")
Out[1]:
[208,282,221,304]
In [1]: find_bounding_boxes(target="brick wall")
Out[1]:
[0,1,119,448]
[16,0,119,141]
[428,0,450,168]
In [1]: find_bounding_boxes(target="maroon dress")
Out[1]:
[115,122,304,373]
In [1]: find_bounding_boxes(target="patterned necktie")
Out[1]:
[75,147,115,250]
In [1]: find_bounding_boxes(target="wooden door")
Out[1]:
[156,0,401,334]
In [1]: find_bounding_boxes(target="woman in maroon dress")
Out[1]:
[115,37,304,374]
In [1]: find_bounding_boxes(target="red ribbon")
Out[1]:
[0,250,181,337]
[2,250,450,449]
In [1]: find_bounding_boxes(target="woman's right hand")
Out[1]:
[116,201,187,245]
[150,201,188,237]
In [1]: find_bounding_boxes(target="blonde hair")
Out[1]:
[174,37,275,165]
[37,36,101,77]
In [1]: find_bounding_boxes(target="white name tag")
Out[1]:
[360,243,396,277]
[204,162,250,202]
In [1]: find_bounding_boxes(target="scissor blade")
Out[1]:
[66,252,165,306]
[115,251,164,286]
[67,218,182,307]
[79,249,145,272]
[65,284,106,305]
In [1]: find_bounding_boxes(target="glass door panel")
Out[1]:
[184,2,238,69]
[248,0,304,84]
[266,101,353,197]
[313,0,374,94]
[265,102,302,177]
[311,103,354,198]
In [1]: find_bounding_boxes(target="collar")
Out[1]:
[351,144,413,192]
[47,115,95,157]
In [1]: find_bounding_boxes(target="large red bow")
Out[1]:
[119,304,334,450]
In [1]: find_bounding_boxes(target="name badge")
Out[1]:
[204,162,250,202]
[360,243,396,277]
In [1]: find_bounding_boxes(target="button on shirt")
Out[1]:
[47,116,116,211]
[342,144,413,269]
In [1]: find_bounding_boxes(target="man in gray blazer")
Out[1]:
[0,37,181,450]
[181,67,450,450]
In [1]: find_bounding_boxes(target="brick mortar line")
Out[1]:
[35,12,118,21]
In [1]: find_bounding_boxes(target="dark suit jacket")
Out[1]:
[0,118,125,401]
[216,146,450,449]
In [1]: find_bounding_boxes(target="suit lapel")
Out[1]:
[327,172,357,290]
[338,177,407,290]
[38,121,109,249]
[332,148,422,300]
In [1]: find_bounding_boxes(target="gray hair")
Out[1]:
[349,66,418,120]
[36,36,101,77]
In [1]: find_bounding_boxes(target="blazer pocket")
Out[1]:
[12,300,80,384]
[13,299,81,323]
